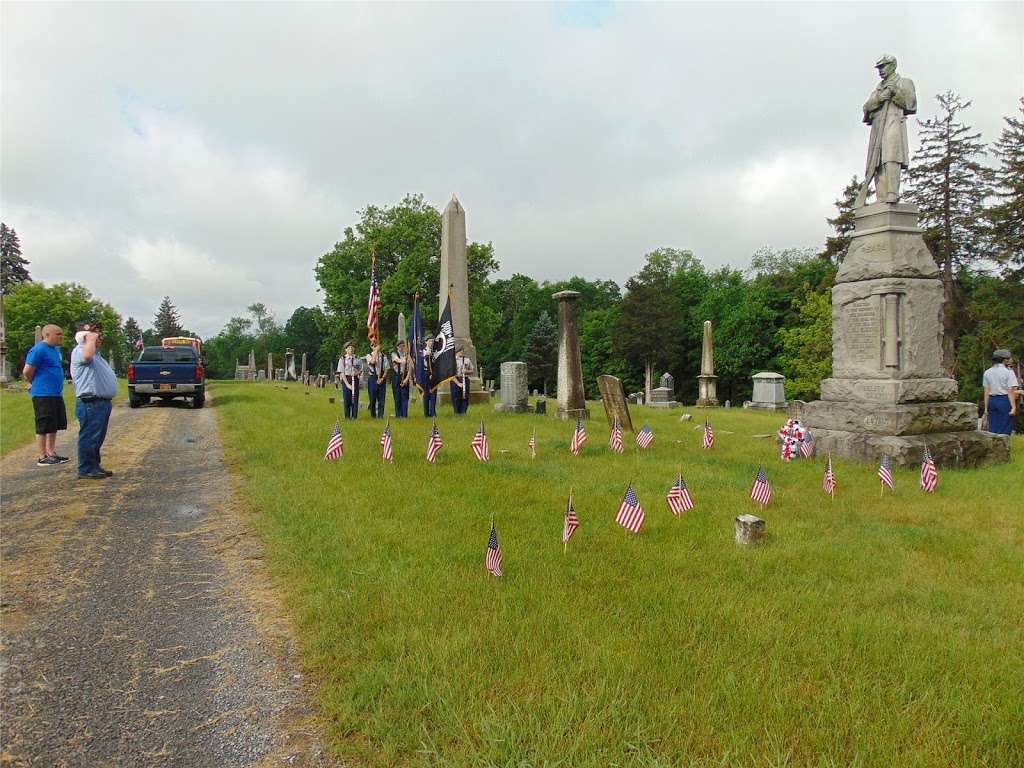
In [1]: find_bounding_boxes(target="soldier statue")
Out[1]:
[854,54,917,207]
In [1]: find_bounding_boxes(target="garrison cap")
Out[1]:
[875,54,897,68]
[993,349,1011,360]
[344,340,354,348]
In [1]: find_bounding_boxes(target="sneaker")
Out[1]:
[49,454,71,464]
[36,456,58,466]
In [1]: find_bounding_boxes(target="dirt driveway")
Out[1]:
[1,396,330,767]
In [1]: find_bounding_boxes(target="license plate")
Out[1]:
[159,384,172,391]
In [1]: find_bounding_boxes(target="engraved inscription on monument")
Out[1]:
[843,297,881,369]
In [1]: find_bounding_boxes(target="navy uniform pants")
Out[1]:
[342,380,360,419]
[367,376,387,418]
[987,394,1013,435]
[392,381,410,417]
[450,379,470,415]
[422,389,437,418]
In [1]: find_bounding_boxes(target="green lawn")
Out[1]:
[212,380,1023,768]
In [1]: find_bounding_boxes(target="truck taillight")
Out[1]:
[127,363,135,383]
[195,365,204,380]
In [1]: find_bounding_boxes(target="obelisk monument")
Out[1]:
[437,195,487,405]
[696,320,719,407]
[553,290,589,420]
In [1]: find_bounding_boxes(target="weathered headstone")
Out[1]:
[285,349,297,381]
[300,353,307,379]
[649,371,679,409]
[553,290,589,420]
[495,361,529,413]
[535,399,546,415]
[266,353,273,382]
[744,373,787,410]
[795,55,1008,468]
[735,514,766,545]
[696,320,719,407]
[627,391,644,405]
[597,374,633,431]
[257,369,266,381]
[275,367,285,381]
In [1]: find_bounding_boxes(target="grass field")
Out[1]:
[215,380,1023,767]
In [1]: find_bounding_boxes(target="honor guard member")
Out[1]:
[450,346,474,415]
[365,342,389,418]
[391,340,411,417]
[337,341,363,419]
[983,349,1019,435]
[421,335,437,418]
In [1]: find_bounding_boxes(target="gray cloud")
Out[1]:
[2,1,1021,336]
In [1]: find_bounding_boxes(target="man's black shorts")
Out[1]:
[32,396,68,435]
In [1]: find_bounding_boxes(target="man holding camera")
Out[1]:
[70,322,118,479]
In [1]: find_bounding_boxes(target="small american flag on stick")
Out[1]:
[878,455,894,492]
[822,454,836,496]
[750,466,772,506]
[380,420,393,463]
[324,421,344,461]
[366,254,382,344]
[702,418,715,450]
[471,421,490,462]
[666,473,694,515]
[485,521,503,577]
[608,417,624,453]
[570,417,588,456]
[920,446,938,493]
[426,422,443,464]
[616,483,645,534]
[528,428,537,459]
[562,493,579,546]
[635,423,654,449]
[800,432,815,458]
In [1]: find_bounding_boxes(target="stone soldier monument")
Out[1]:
[854,54,917,207]
[794,55,1009,467]
[437,195,488,405]
[553,290,589,421]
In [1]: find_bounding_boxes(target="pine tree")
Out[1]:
[123,317,143,347]
[821,176,860,265]
[153,296,183,337]
[522,311,558,395]
[0,223,31,295]
[987,97,1024,280]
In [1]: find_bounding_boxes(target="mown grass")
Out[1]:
[213,380,1024,767]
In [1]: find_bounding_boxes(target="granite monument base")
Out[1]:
[557,406,590,421]
[801,426,1009,468]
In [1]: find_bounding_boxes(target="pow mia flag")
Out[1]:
[431,294,457,390]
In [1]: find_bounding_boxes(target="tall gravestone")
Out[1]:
[437,195,488,405]
[495,361,529,412]
[553,290,589,420]
[285,349,297,381]
[696,321,718,407]
[300,353,308,379]
[266,353,273,382]
[597,374,633,431]
[794,55,1008,467]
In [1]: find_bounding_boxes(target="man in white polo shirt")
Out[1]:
[70,322,118,479]
[983,349,1018,436]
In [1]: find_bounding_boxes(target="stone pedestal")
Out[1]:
[495,361,529,413]
[735,514,765,545]
[744,372,787,410]
[799,202,1008,467]
[696,375,718,407]
[553,290,589,421]
[597,374,633,431]
[649,372,680,409]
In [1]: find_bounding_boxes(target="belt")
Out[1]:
[78,395,112,402]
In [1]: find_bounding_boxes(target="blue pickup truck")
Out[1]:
[128,345,205,409]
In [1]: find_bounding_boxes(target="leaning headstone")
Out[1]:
[735,514,766,545]
[597,374,633,431]
[744,373,787,410]
[553,290,589,420]
[649,371,680,409]
[696,320,719,407]
[496,361,529,413]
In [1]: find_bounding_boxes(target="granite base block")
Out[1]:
[556,407,590,421]
[806,428,1009,468]
[821,377,958,404]
[794,399,978,436]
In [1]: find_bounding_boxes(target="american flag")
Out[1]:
[380,420,393,463]
[324,421,344,461]
[366,255,382,344]
[920,446,938,492]
[528,428,537,459]
[702,418,715,450]
[615,483,645,533]
[666,473,694,515]
[822,455,836,495]
[570,417,588,456]
[471,421,490,462]
[426,422,443,464]
[800,432,815,458]
[485,521,503,577]
[878,455,894,491]
[562,495,579,544]
[750,466,772,506]
[635,423,654,449]
[608,418,624,453]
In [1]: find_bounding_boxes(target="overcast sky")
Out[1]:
[2,2,1021,337]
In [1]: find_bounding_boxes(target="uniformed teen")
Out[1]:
[391,340,411,417]
[421,335,437,418]
[337,341,363,419]
[365,342,389,418]
[983,349,1019,435]
[450,346,474,415]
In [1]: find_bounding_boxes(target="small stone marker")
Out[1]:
[597,374,633,431]
[679,413,692,422]
[735,514,766,545]
[496,361,529,412]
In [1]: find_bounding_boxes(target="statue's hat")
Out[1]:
[875,53,896,68]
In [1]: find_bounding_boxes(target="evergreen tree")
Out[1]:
[0,223,31,295]
[987,97,1024,280]
[821,176,860,265]
[153,296,183,337]
[123,317,143,348]
[522,311,558,395]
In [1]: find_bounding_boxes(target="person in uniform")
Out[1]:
[983,349,1018,435]
[450,346,474,415]
[365,342,389,418]
[855,54,917,207]
[421,335,437,418]
[391,340,411,418]
[337,341,362,420]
